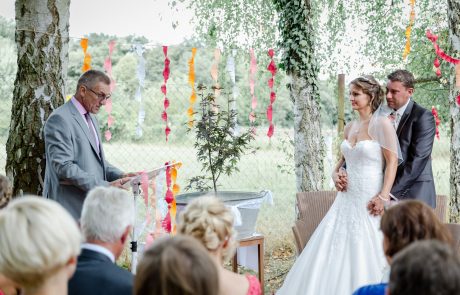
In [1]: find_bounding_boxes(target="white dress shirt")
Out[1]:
[81,243,115,263]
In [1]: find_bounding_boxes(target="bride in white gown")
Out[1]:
[277,76,401,295]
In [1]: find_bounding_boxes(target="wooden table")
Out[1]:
[232,234,264,293]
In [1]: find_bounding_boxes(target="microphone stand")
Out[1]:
[130,178,141,274]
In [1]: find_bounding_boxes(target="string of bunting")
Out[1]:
[103,40,116,141]
[161,46,171,141]
[402,0,416,60]
[249,49,258,133]
[266,49,277,138]
[16,30,282,140]
[187,48,197,127]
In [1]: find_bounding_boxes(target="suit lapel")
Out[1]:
[396,100,414,137]
[67,102,102,160]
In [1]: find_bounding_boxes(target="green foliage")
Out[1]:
[186,84,256,193]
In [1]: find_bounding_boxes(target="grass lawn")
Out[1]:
[0,128,452,293]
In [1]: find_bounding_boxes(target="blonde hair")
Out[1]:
[0,196,81,289]
[178,196,237,262]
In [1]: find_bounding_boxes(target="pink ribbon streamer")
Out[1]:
[266,49,277,138]
[161,46,171,141]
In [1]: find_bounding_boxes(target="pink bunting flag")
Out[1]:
[266,49,277,138]
[161,46,171,141]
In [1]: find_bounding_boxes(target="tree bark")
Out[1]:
[448,0,460,222]
[6,0,69,196]
[293,73,324,191]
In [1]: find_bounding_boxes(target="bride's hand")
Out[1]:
[368,196,385,216]
[333,169,348,191]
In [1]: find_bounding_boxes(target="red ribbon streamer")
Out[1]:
[431,106,441,139]
[266,49,277,138]
[426,30,460,77]
[162,162,173,233]
[161,46,171,141]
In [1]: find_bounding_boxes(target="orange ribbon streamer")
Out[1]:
[402,0,416,60]
[80,38,91,72]
[187,48,197,127]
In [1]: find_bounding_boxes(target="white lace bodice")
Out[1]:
[341,140,384,200]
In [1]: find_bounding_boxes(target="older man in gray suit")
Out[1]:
[44,70,132,220]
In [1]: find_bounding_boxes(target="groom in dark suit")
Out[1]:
[69,186,134,295]
[368,70,436,214]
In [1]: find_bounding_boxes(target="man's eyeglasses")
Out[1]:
[86,87,111,101]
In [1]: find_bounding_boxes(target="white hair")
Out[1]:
[0,196,81,289]
[81,186,134,243]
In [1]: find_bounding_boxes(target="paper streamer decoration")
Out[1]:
[431,106,441,139]
[249,49,257,130]
[266,49,277,138]
[226,49,239,133]
[211,49,221,103]
[103,40,116,142]
[80,38,91,72]
[134,44,146,138]
[402,0,416,60]
[161,46,171,141]
[160,162,182,234]
[426,30,460,78]
[187,48,197,128]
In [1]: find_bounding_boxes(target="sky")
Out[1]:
[0,0,195,45]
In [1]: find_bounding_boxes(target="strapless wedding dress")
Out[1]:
[277,140,388,295]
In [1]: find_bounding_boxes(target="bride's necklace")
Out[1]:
[353,119,370,135]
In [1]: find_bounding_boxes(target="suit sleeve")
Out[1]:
[45,114,109,191]
[391,109,435,197]
[105,161,123,181]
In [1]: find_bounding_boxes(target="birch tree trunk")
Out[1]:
[448,0,460,222]
[292,74,324,191]
[6,0,69,196]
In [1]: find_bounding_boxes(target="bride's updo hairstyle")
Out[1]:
[350,75,385,113]
[178,196,237,262]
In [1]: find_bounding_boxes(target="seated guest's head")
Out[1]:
[134,235,219,295]
[388,240,460,295]
[0,196,81,294]
[0,175,12,209]
[178,196,261,295]
[381,200,452,262]
[178,195,237,262]
[80,186,134,259]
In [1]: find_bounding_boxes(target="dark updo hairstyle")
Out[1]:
[349,75,385,113]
